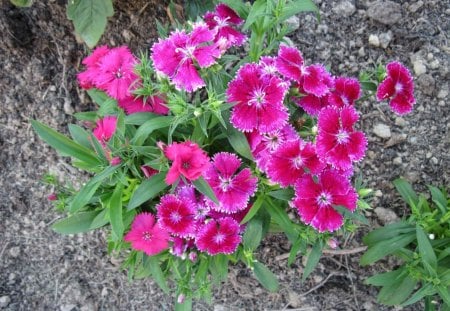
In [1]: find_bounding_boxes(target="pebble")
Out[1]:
[286,15,300,30]
[408,1,424,13]
[374,207,399,224]
[368,34,380,47]
[0,296,10,308]
[367,0,402,25]
[379,31,393,49]
[431,157,439,165]
[437,89,448,99]
[358,46,365,57]
[9,246,20,258]
[416,74,435,95]
[332,0,356,17]
[393,157,402,165]
[395,117,407,127]
[60,304,77,311]
[373,123,391,138]
[429,59,440,69]
[412,59,427,76]
[288,290,303,308]
[426,152,433,159]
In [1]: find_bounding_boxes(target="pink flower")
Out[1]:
[267,139,325,187]
[93,116,117,143]
[124,212,170,256]
[77,45,110,89]
[164,141,210,185]
[204,3,246,48]
[176,185,210,222]
[275,45,304,81]
[151,23,222,92]
[328,77,361,107]
[227,63,288,133]
[195,217,241,255]
[292,170,358,232]
[376,61,415,115]
[110,157,121,166]
[296,88,329,116]
[118,95,169,115]
[316,106,367,170]
[246,124,298,172]
[47,193,57,201]
[157,194,197,237]
[93,46,138,100]
[301,64,334,97]
[203,152,257,213]
[141,165,158,178]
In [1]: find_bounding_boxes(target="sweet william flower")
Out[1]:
[77,45,110,89]
[376,61,415,115]
[195,217,241,255]
[292,170,358,232]
[118,95,169,115]
[328,77,361,107]
[93,116,117,144]
[157,194,198,237]
[124,213,170,256]
[275,45,304,81]
[164,141,210,185]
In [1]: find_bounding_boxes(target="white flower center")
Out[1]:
[214,232,225,244]
[292,156,304,169]
[219,176,233,192]
[316,192,332,207]
[142,231,152,241]
[395,82,403,93]
[336,130,349,144]
[249,89,266,107]
[170,211,182,223]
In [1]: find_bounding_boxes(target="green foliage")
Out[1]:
[10,0,33,7]
[363,179,450,308]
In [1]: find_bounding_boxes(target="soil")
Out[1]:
[0,0,448,310]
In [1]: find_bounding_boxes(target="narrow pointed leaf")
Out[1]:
[253,262,279,292]
[109,184,124,240]
[361,233,416,266]
[52,211,99,234]
[416,225,437,273]
[193,177,219,205]
[127,172,167,210]
[240,195,265,224]
[302,241,322,282]
[393,178,419,207]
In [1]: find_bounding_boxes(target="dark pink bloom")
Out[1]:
[296,89,329,116]
[118,95,169,115]
[93,116,117,143]
[77,45,110,89]
[47,193,57,201]
[164,141,210,185]
[292,170,358,232]
[93,46,138,100]
[203,152,257,213]
[157,194,197,237]
[316,106,367,170]
[328,77,361,107]
[227,63,288,133]
[208,204,251,232]
[267,139,325,187]
[110,157,121,166]
[141,165,158,178]
[376,61,415,115]
[151,23,221,92]
[176,185,210,222]
[124,212,170,256]
[275,45,304,81]
[246,124,298,172]
[170,236,192,257]
[204,3,246,48]
[300,64,334,97]
[195,217,241,255]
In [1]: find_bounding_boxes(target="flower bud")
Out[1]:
[193,109,202,117]
[327,238,339,249]
[110,157,121,166]
[429,233,435,240]
[141,165,158,178]
[47,193,57,201]
[188,252,197,263]
[177,294,185,304]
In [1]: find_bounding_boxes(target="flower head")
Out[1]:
[203,152,257,213]
[124,212,170,256]
[118,95,169,115]
[227,63,288,133]
[376,61,415,115]
[195,217,241,255]
[292,170,358,232]
[316,106,367,170]
[300,64,334,97]
[157,194,197,237]
[328,77,361,107]
[275,45,304,81]
[77,45,110,89]
[164,141,210,185]
[93,116,117,143]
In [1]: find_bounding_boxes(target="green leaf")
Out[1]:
[74,111,98,122]
[253,261,279,292]
[52,211,99,234]
[378,273,417,305]
[265,198,297,243]
[402,284,435,306]
[175,298,192,311]
[127,172,167,210]
[31,120,100,167]
[360,233,416,266]
[69,165,119,213]
[416,225,438,273]
[360,81,378,92]
[394,178,419,207]
[243,217,263,251]
[437,286,450,306]
[242,0,266,31]
[143,255,170,293]
[333,204,369,225]
[193,177,219,205]
[279,0,319,22]
[428,185,448,215]
[124,112,159,125]
[131,116,174,145]
[363,221,415,246]
[288,237,303,266]
[86,89,110,106]
[209,254,229,284]
[226,125,253,161]
[67,0,114,48]
[109,184,124,240]
[10,0,33,7]
[68,124,92,150]
[89,208,109,229]
[302,241,322,282]
[365,269,403,286]
[268,188,294,201]
[240,195,265,224]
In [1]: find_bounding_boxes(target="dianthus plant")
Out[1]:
[33,0,416,308]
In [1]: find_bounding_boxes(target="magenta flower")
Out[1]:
[203,152,257,213]
[93,46,138,100]
[118,95,169,115]
[275,45,304,81]
[151,23,222,92]
[195,217,241,255]
[376,61,415,115]
[124,212,170,256]
[267,139,325,187]
[328,77,361,107]
[300,64,334,97]
[176,185,210,222]
[77,45,110,89]
[156,194,197,237]
[164,141,210,185]
[141,165,158,178]
[227,63,288,133]
[93,116,117,143]
[316,106,367,170]
[292,170,358,232]
[204,3,246,49]
[296,88,329,116]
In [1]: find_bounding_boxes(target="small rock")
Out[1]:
[49,85,57,92]
[332,0,356,17]
[429,59,440,69]
[374,207,399,224]
[368,34,380,47]
[408,1,424,13]
[63,98,74,115]
[9,246,20,258]
[412,59,427,76]
[395,117,407,127]
[60,304,77,311]
[393,157,402,165]
[437,88,448,99]
[416,74,435,95]
[367,0,402,25]
[379,31,392,49]
[431,157,438,165]
[288,290,302,308]
[0,296,11,308]
[285,15,300,30]
[214,305,227,311]
[374,190,383,197]
[373,123,391,138]
[426,152,432,159]
[358,46,365,57]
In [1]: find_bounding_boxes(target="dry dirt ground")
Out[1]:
[0,0,449,310]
